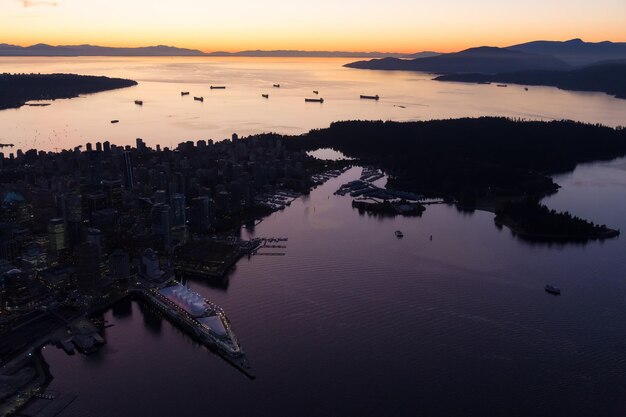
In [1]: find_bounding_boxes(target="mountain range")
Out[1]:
[345,39,626,74]
[0,43,433,58]
[508,38,626,66]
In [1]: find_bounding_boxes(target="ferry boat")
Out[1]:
[181,91,190,96]
[360,94,380,100]
[210,86,226,89]
[110,120,119,124]
[395,230,404,238]
[273,84,281,88]
[313,90,319,94]
[262,94,269,98]
[545,285,561,295]
[305,98,324,103]
[134,100,143,105]
[194,96,204,102]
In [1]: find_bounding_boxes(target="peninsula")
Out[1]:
[434,62,626,100]
[0,73,138,110]
[285,118,626,241]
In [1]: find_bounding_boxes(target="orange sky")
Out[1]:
[1,0,625,53]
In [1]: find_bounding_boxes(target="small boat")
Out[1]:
[360,94,380,100]
[545,285,561,295]
[313,90,319,94]
[262,94,269,98]
[496,84,508,88]
[210,86,226,89]
[110,120,119,124]
[181,91,190,96]
[194,96,204,102]
[305,98,324,103]
[273,84,281,88]
[395,230,404,238]
[134,100,143,105]
[524,87,529,91]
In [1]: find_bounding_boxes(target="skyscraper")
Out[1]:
[122,151,134,190]
[151,203,172,252]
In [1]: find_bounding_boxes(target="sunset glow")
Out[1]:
[1,0,625,52]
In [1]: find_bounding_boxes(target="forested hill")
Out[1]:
[287,118,626,202]
[0,73,138,110]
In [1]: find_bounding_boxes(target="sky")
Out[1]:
[0,0,625,53]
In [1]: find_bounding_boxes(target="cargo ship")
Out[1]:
[313,90,319,94]
[181,91,190,96]
[110,120,119,124]
[194,96,204,102]
[273,84,280,88]
[210,86,226,89]
[262,94,269,98]
[134,100,143,105]
[305,98,324,103]
[360,94,380,100]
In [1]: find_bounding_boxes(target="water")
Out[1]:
[39,160,626,417]
[1,56,626,152]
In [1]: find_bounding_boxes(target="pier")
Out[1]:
[132,285,254,379]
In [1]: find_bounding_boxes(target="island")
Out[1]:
[284,117,626,241]
[0,73,138,110]
[434,62,626,100]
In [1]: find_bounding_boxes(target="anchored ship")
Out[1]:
[210,86,226,89]
[181,91,190,96]
[194,96,204,102]
[134,100,143,105]
[360,94,380,100]
[305,98,324,103]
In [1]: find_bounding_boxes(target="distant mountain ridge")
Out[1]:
[345,47,571,74]
[507,38,626,66]
[0,43,434,58]
[0,43,206,56]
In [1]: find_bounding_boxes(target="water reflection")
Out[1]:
[2,57,626,152]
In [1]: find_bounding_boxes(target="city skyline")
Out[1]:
[1,0,625,53]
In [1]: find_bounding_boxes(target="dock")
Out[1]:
[132,287,254,379]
